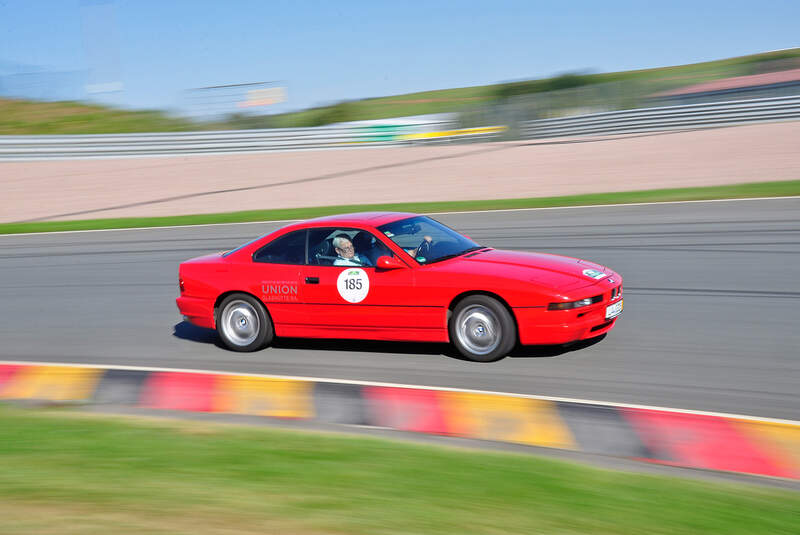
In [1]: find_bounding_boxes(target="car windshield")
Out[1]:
[377,216,481,265]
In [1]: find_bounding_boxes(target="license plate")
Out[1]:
[605,299,623,319]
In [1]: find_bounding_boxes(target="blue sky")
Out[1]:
[1,0,798,116]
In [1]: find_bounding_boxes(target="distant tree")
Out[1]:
[495,72,593,99]
[310,101,357,126]
[223,112,277,129]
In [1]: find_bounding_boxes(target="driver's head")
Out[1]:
[333,236,355,259]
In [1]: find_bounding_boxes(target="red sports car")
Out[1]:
[176,212,623,362]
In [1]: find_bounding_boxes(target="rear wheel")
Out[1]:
[216,294,273,352]
[449,295,516,362]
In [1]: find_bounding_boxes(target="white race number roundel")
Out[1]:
[336,268,370,303]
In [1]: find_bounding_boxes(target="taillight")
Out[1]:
[179,277,185,293]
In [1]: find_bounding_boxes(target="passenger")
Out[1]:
[333,235,369,266]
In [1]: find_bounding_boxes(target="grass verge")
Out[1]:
[0,405,797,535]
[1,180,798,235]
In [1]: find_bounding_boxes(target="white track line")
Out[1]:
[2,359,797,426]
[427,195,800,217]
[2,196,798,238]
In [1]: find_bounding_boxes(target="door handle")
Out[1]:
[305,277,319,284]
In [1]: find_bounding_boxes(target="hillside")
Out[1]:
[243,48,800,128]
[0,98,196,135]
[3,48,798,134]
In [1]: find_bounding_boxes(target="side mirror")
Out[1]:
[376,256,406,270]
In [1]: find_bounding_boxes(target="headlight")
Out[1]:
[547,295,602,310]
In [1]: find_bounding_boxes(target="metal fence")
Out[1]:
[1,95,798,159]
[0,125,393,159]
[0,122,513,159]
[519,95,800,139]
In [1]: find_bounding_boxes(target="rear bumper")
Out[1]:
[513,302,621,345]
[176,295,215,329]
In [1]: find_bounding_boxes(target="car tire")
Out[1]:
[216,293,273,352]
[449,295,516,362]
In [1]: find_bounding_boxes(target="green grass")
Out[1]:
[0,406,796,535]
[2,180,797,235]
[0,98,197,135]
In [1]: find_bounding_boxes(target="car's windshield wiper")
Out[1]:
[426,246,484,264]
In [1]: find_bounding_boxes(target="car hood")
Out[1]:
[461,249,609,291]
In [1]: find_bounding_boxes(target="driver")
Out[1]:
[333,235,368,266]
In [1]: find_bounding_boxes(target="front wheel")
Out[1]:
[449,295,516,362]
[216,294,273,352]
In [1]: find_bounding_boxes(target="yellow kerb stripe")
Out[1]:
[213,376,313,419]
[734,420,800,477]
[440,392,575,449]
[400,126,507,140]
[0,366,102,401]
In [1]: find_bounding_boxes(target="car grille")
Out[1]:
[590,320,615,332]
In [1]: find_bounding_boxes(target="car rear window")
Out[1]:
[253,230,307,264]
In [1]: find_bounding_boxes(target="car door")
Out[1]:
[297,227,426,340]
[246,229,307,333]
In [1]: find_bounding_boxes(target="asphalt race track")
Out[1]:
[1,198,798,420]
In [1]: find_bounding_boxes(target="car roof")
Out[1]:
[300,211,419,228]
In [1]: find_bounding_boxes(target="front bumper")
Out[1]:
[513,297,622,345]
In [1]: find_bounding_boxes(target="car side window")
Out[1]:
[308,228,395,267]
[253,230,306,264]
[308,228,337,266]
[355,231,393,264]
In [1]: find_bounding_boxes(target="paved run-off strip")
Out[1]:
[1,361,798,480]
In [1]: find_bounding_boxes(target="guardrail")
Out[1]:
[0,123,504,160]
[2,95,797,159]
[520,95,800,138]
